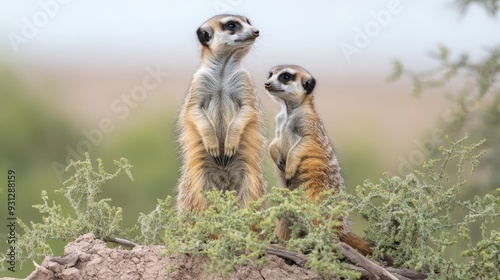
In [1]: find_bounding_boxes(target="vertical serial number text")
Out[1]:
[6,169,16,272]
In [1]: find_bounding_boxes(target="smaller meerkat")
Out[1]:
[176,15,266,214]
[265,65,377,259]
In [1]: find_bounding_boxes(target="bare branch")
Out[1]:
[266,245,308,267]
[265,242,429,280]
[104,236,138,248]
[339,243,398,280]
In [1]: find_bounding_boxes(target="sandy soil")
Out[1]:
[0,234,322,280]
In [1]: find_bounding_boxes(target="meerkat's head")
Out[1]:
[196,14,259,58]
[265,65,316,103]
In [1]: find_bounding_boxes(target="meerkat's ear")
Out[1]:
[196,26,213,46]
[303,76,316,94]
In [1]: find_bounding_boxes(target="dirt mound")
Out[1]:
[3,234,321,280]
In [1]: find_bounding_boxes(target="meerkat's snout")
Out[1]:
[264,80,281,93]
[265,72,276,91]
[264,71,286,94]
[237,27,259,43]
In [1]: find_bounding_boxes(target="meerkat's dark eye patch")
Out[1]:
[278,72,295,83]
[222,21,241,33]
[246,18,252,25]
[268,72,273,79]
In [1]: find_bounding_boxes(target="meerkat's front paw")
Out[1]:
[223,136,239,166]
[213,155,223,166]
[205,142,222,165]
[278,158,286,172]
[223,144,237,166]
[284,165,296,188]
[269,142,284,171]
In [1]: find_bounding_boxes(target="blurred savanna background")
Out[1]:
[1,0,499,277]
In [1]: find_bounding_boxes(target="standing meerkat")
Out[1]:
[176,15,266,213]
[265,65,378,259]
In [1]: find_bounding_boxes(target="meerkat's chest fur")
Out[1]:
[275,107,303,160]
[195,63,252,146]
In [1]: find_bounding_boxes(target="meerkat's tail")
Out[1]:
[339,232,394,266]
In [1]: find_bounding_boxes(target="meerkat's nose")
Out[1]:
[264,82,271,88]
[252,29,260,37]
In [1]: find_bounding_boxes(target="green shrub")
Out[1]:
[140,188,356,279]
[349,135,499,278]
[0,154,133,269]
[3,137,499,279]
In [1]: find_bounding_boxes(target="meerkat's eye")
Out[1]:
[278,72,295,83]
[225,21,237,29]
[268,72,272,79]
[246,19,252,25]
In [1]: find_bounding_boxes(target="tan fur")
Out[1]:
[176,15,266,213]
[266,65,382,260]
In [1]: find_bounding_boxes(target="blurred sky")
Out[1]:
[1,0,499,180]
[0,0,499,71]
[0,0,498,172]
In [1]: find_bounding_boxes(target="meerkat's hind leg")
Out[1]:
[236,171,265,209]
[276,218,292,240]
